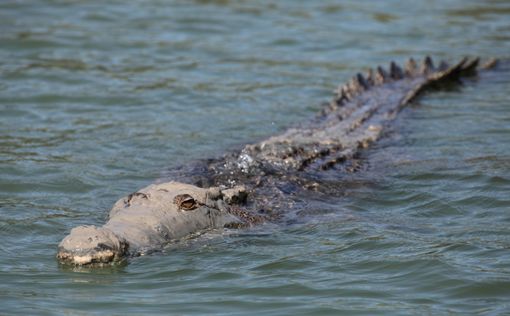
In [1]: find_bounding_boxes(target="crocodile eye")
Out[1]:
[173,194,197,211]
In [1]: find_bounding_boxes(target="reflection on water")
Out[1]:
[0,0,509,315]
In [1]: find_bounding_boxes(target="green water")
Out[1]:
[1,1,509,315]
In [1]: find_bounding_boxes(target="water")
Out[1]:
[1,1,509,315]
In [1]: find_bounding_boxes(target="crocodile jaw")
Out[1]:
[57,225,128,266]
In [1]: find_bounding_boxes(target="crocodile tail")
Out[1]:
[398,56,481,107]
[332,56,494,108]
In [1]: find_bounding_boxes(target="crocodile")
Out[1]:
[57,56,497,266]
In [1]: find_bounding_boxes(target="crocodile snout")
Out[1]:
[57,225,128,265]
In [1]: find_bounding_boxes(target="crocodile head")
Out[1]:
[57,181,247,266]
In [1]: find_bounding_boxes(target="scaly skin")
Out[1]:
[58,57,496,266]
[198,56,495,216]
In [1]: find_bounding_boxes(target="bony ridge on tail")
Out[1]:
[57,56,497,266]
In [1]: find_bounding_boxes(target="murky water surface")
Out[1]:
[1,1,509,315]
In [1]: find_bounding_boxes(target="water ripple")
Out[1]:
[0,0,509,315]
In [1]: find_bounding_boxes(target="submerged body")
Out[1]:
[57,56,495,265]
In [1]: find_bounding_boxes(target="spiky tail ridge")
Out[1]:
[331,56,498,114]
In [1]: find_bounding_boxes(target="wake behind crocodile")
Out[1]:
[57,56,498,266]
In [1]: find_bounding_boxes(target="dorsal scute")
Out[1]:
[390,61,404,79]
[420,56,435,74]
[332,85,350,107]
[329,56,489,117]
[348,77,360,94]
[365,68,375,86]
[340,85,352,101]
[438,60,449,71]
[405,58,418,76]
[375,66,389,84]
[460,57,480,73]
[356,73,369,90]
